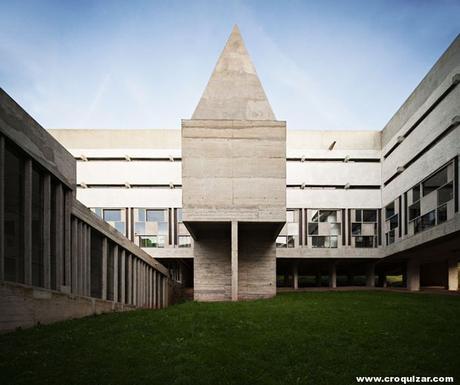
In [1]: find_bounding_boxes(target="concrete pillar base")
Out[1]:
[447,257,459,291]
[366,263,375,287]
[329,262,337,289]
[407,259,420,291]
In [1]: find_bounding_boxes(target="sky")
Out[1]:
[0,0,459,131]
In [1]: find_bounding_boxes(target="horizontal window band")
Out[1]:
[77,184,183,189]
[287,158,380,163]
[383,78,459,159]
[383,119,459,187]
[287,184,381,190]
[76,157,380,163]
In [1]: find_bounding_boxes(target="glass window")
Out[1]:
[423,167,448,196]
[414,217,422,234]
[103,209,121,222]
[114,222,125,234]
[355,210,362,222]
[307,223,318,235]
[177,208,183,222]
[140,235,165,248]
[158,222,169,235]
[362,210,377,222]
[385,202,395,219]
[389,215,398,230]
[286,210,295,223]
[438,182,453,206]
[287,235,295,248]
[355,236,375,248]
[319,210,337,222]
[178,235,191,248]
[310,210,319,222]
[437,204,447,224]
[386,230,395,245]
[421,211,436,231]
[137,208,146,222]
[352,223,362,236]
[408,202,420,221]
[276,236,287,248]
[330,223,341,236]
[329,236,338,248]
[312,236,326,248]
[134,222,145,234]
[146,209,165,222]
[412,185,420,203]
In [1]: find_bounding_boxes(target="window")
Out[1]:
[139,235,165,248]
[362,210,377,222]
[408,202,420,221]
[386,230,395,245]
[103,209,121,222]
[276,236,287,248]
[389,215,398,230]
[412,185,420,203]
[423,166,447,196]
[146,209,166,222]
[355,236,375,248]
[438,182,453,206]
[437,204,447,224]
[178,235,192,248]
[385,202,395,220]
[312,236,338,248]
[308,223,318,235]
[330,223,341,235]
[319,210,337,222]
[421,210,436,231]
[286,210,295,223]
[352,223,361,236]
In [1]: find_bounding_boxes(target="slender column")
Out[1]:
[101,238,108,300]
[42,174,51,289]
[127,254,132,305]
[78,221,83,295]
[132,259,137,306]
[447,257,458,291]
[87,226,91,296]
[366,263,375,287]
[231,221,238,301]
[113,245,119,302]
[71,218,78,294]
[0,136,4,281]
[329,261,337,289]
[153,270,157,308]
[54,184,63,290]
[293,261,298,290]
[120,249,126,304]
[64,190,72,289]
[407,259,420,291]
[24,159,32,285]
[164,276,168,307]
[81,224,87,296]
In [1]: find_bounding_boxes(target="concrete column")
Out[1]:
[86,226,91,296]
[77,221,83,295]
[42,174,51,289]
[24,159,32,285]
[113,245,119,302]
[378,273,387,288]
[127,254,132,304]
[407,259,420,291]
[366,263,375,287]
[164,276,168,307]
[120,249,126,304]
[54,184,63,290]
[447,257,458,291]
[64,190,72,289]
[101,238,108,300]
[153,270,157,309]
[0,136,4,282]
[231,221,238,301]
[293,261,298,290]
[71,218,78,294]
[133,259,137,306]
[329,261,337,289]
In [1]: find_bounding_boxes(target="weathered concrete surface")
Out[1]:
[0,281,135,333]
[192,25,275,121]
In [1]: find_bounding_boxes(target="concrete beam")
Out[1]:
[407,259,420,291]
[231,221,238,301]
[447,257,458,291]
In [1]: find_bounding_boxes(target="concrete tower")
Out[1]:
[182,25,287,301]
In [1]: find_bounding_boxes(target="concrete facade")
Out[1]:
[45,31,460,295]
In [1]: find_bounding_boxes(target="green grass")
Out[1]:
[1,291,459,385]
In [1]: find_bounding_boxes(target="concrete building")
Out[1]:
[44,28,459,299]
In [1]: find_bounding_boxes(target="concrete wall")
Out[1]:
[0,281,135,332]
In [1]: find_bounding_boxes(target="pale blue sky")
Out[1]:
[0,0,459,131]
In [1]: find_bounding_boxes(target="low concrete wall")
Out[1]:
[0,281,136,333]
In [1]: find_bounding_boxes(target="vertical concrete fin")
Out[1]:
[192,25,276,121]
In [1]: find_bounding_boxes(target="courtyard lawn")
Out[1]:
[1,291,459,385]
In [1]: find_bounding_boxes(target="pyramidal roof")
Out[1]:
[192,25,276,120]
